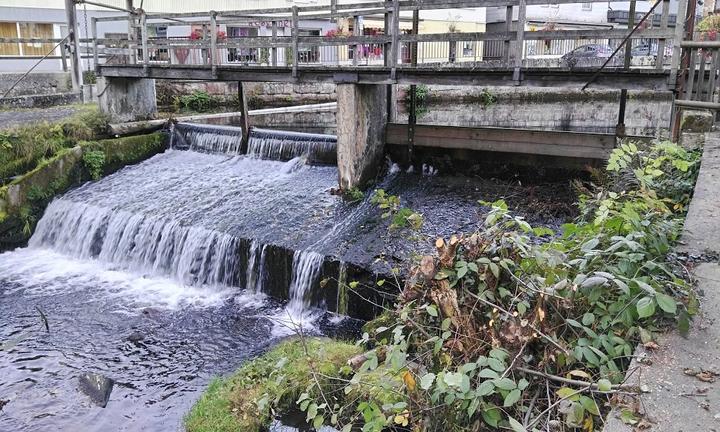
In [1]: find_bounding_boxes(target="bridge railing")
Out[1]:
[0,0,681,78]
[675,40,720,111]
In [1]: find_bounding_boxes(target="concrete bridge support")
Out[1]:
[336,83,387,190]
[98,77,157,123]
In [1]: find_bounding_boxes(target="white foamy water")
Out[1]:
[0,248,236,310]
[270,249,325,336]
[247,127,336,163]
[172,122,244,155]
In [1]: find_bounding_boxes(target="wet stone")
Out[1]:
[126,331,145,343]
[78,372,114,408]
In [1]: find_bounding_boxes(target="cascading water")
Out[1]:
[246,240,268,293]
[31,199,243,288]
[172,121,244,155]
[272,250,325,335]
[247,127,337,164]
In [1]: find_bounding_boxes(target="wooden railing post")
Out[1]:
[126,0,136,64]
[210,11,217,76]
[292,6,299,78]
[408,8,419,165]
[91,17,99,72]
[503,5,513,65]
[202,24,208,65]
[671,0,693,141]
[271,20,277,66]
[60,34,69,71]
[64,0,81,90]
[656,0,671,69]
[623,1,636,69]
[353,15,360,66]
[513,0,526,83]
[140,9,148,69]
[390,0,400,78]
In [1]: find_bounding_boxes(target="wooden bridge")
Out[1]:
[3,0,718,188]
[88,0,681,91]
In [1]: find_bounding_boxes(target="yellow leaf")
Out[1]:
[394,411,410,426]
[583,414,594,431]
[402,371,416,392]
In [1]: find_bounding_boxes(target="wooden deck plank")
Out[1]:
[385,124,616,159]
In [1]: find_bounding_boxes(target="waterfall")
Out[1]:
[337,261,348,315]
[247,128,337,164]
[287,250,324,316]
[172,122,243,155]
[31,199,242,288]
[268,249,325,335]
[245,240,268,293]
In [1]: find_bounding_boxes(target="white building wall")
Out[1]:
[0,6,126,72]
[488,1,680,24]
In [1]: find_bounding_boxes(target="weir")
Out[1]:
[247,128,337,164]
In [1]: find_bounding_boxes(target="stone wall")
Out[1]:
[0,92,81,110]
[395,86,673,136]
[0,72,72,97]
[155,80,336,109]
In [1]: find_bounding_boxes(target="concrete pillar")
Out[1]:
[97,76,157,123]
[336,84,387,190]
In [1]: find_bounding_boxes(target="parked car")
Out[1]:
[561,44,614,63]
[631,43,673,58]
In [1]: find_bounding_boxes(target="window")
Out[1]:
[462,41,475,57]
[0,22,20,55]
[18,23,54,55]
[0,22,54,56]
[582,3,592,11]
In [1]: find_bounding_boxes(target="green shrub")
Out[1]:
[175,90,217,112]
[82,150,106,180]
[294,139,701,432]
[371,189,423,230]
[0,106,108,184]
[185,338,361,432]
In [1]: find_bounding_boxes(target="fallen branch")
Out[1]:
[516,367,641,392]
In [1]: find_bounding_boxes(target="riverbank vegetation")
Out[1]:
[0,105,109,186]
[0,130,166,250]
[185,338,361,432]
[186,139,701,431]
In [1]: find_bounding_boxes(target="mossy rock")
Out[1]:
[185,337,361,432]
[81,132,167,175]
[681,111,714,133]
[362,311,395,343]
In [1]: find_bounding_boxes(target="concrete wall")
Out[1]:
[155,80,337,109]
[0,71,71,96]
[98,77,157,123]
[337,84,387,190]
[395,86,673,136]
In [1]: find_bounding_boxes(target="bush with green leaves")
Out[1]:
[370,189,423,230]
[292,140,700,432]
[0,106,108,185]
[175,90,218,112]
[82,150,106,180]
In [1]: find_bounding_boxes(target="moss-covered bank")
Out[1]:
[185,338,361,432]
[0,132,167,249]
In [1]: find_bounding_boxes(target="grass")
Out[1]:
[185,337,361,432]
[0,105,109,185]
